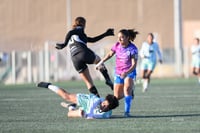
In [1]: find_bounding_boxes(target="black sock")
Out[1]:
[99,68,113,90]
[99,68,112,82]
[131,90,134,99]
[89,86,100,97]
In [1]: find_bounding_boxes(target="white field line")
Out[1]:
[0,97,58,101]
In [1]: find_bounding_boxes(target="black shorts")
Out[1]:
[71,48,96,73]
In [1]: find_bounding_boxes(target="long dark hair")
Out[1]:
[119,29,139,41]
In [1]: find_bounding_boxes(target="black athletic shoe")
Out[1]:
[106,80,114,90]
[124,112,131,118]
[37,82,51,88]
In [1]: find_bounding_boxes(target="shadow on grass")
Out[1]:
[111,113,200,119]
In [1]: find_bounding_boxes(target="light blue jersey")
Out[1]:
[140,42,162,70]
[77,94,112,119]
[191,44,200,68]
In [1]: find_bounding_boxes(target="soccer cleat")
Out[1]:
[105,80,114,90]
[124,112,131,118]
[142,88,147,92]
[37,82,51,88]
[142,85,148,92]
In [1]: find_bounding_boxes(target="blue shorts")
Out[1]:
[114,70,136,84]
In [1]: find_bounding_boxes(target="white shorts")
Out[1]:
[141,59,156,71]
[192,58,200,68]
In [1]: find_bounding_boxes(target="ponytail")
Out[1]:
[128,29,139,41]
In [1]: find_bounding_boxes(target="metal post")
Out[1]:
[11,51,16,84]
[66,0,72,79]
[27,51,32,83]
[174,0,183,76]
[44,41,50,81]
[183,47,189,78]
[53,51,58,82]
[39,50,44,81]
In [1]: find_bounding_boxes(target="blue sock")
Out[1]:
[124,96,132,113]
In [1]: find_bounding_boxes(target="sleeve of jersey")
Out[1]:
[63,31,73,46]
[111,42,118,52]
[156,43,162,60]
[131,45,138,60]
[57,30,73,47]
[87,33,107,43]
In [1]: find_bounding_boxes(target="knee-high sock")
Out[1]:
[48,85,60,94]
[99,67,113,90]
[124,96,132,113]
[99,67,112,81]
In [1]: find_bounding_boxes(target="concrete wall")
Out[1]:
[0,0,199,52]
[1,0,200,82]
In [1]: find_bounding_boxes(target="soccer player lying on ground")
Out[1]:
[37,82,119,119]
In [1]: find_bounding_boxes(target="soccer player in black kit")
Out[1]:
[56,16,114,97]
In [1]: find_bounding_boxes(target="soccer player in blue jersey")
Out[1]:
[37,82,118,119]
[140,33,163,92]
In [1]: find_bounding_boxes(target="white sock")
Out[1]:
[143,80,148,88]
[48,85,60,94]
[143,80,148,92]
[145,80,149,88]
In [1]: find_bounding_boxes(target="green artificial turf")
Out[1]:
[0,78,199,133]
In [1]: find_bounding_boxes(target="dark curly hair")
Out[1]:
[101,94,119,112]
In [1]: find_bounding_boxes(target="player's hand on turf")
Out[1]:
[105,28,114,36]
[55,43,65,50]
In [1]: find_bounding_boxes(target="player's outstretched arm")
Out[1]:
[87,28,114,43]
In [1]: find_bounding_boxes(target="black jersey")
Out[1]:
[56,27,114,73]
[58,26,108,56]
